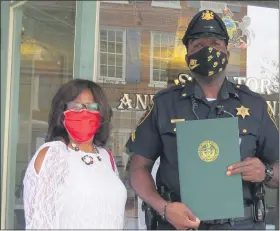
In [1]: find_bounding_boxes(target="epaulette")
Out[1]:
[154,84,183,99]
[235,84,264,101]
[154,75,193,99]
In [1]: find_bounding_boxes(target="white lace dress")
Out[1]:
[23,141,127,229]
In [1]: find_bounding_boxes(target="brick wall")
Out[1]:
[99,1,248,104]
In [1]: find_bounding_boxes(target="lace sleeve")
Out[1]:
[23,143,69,229]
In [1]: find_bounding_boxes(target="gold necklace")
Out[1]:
[70,142,102,165]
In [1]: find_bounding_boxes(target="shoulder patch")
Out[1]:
[267,103,279,130]
[138,104,154,127]
[131,104,154,142]
[235,84,264,100]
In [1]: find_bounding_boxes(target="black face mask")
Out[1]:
[187,46,228,77]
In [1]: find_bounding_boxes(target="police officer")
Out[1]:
[126,9,279,230]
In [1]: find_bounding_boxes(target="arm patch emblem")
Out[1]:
[131,104,154,142]
[267,104,278,130]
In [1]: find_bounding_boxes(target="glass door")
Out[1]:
[2,1,76,229]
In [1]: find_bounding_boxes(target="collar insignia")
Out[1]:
[131,131,136,142]
[236,105,250,119]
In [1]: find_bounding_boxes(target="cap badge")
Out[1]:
[201,10,214,20]
[236,105,250,119]
[189,59,200,70]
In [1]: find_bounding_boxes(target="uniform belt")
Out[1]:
[202,205,253,225]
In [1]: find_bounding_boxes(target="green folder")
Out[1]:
[176,117,244,221]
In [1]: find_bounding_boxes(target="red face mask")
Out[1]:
[63,109,101,143]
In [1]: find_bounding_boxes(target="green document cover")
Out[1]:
[176,117,244,221]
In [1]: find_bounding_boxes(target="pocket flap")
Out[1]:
[162,123,177,135]
[239,122,258,136]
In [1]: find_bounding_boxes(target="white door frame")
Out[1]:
[1,1,27,229]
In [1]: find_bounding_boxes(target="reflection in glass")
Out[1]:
[161,35,170,46]
[153,34,161,45]
[99,28,125,79]
[161,59,168,70]
[108,66,115,77]
[13,1,76,229]
[116,55,123,66]
[108,54,116,66]
[116,31,123,43]
[153,58,161,68]
[116,67,122,78]
[99,1,279,229]
[108,30,116,42]
[116,43,122,53]
[108,42,116,53]
[100,53,107,65]
[151,32,175,83]
[100,30,107,41]
[153,69,160,81]
[161,70,168,81]
[100,41,107,52]
[100,65,107,76]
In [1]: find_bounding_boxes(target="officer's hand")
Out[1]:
[226,157,265,182]
[165,202,200,230]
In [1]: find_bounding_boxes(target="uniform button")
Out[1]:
[182,93,187,97]
[242,129,247,133]
[174,128,176,132]
[236,85,240,88]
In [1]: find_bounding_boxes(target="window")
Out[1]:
[99,28,126,83]
[151,0,181,9]
[150,32,175,87]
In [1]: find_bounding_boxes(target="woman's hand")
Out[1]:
[165,202,200,230]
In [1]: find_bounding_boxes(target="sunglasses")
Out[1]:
[66,101,100,112]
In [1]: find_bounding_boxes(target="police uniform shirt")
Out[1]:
[125,79,279,202]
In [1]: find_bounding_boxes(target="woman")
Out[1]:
[23,79,127,229]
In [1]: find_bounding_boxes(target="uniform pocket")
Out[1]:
[161,122,177,135]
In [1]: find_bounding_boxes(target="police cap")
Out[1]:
[182,10,229,46]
